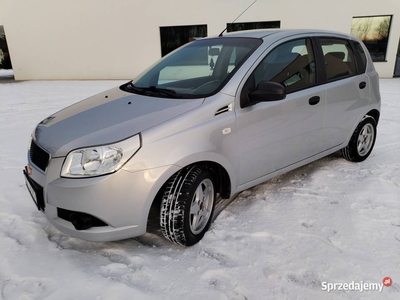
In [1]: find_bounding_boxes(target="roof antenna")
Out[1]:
[219,0,258,37]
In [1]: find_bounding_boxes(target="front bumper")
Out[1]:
[25,156,179,242]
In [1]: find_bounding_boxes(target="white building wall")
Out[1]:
[1,0,399,80]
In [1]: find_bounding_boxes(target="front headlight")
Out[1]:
[61,134,141,178]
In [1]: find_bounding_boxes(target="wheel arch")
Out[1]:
[341,113,377,162]
[146,159,233,233]
[189,161,232,199]
[342,108,380,148]
[366,109,380,125]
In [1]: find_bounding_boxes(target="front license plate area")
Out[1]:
[23,168,45,211]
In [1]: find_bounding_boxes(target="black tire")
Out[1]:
[341,115,377,162]
[160,165,216,246]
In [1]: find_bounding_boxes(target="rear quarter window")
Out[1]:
[353,42,367,73]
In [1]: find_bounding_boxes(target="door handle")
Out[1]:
[309,96,320,106]
[359,81,367,89]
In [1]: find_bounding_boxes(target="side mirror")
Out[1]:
[248,81,286,103]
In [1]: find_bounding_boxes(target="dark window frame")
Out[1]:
[351,15,393,62]
[159,24,208,59]
[227,21,280,33]
[0,25,13,70]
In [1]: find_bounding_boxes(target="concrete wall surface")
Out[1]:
[1,0,399,80]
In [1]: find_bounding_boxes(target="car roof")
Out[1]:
[215,29,353,40]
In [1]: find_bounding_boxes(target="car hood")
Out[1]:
[33,86,204,157]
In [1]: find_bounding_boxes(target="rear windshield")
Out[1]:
[121,37,262,99]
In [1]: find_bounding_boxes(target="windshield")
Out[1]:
[122,37,262,98]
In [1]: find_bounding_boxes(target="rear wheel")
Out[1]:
[160,165,216,246]
[341,115,377,162]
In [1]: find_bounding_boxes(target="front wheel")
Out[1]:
[341,115,377,162]
[160,165,216,246]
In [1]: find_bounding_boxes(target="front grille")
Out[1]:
[29,140,50,172]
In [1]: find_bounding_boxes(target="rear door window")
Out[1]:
[320,38,357,81]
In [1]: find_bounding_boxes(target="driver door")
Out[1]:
[236,38,326,185]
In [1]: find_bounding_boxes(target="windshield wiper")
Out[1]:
[124,83,148,95]
[123,83,182,98]
[142,86,182,98]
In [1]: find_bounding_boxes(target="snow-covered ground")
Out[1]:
[0,79,399,300]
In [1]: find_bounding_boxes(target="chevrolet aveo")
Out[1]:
[24,29,381,246]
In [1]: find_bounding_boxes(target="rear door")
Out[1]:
[317,37,370,150]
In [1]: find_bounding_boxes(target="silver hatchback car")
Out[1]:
[24,29,380,246]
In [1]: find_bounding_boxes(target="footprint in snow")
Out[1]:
[250,231,273,238]
[0,213,39,246]
[101,251,133,266]
[301,222,313,229]
[200,248,236,268]
[286,271,322,289]
[394,232,400,243]
[201,270,248,300]
[98,262,160,292]
[1,276,56,300]
[99,263,130,278]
